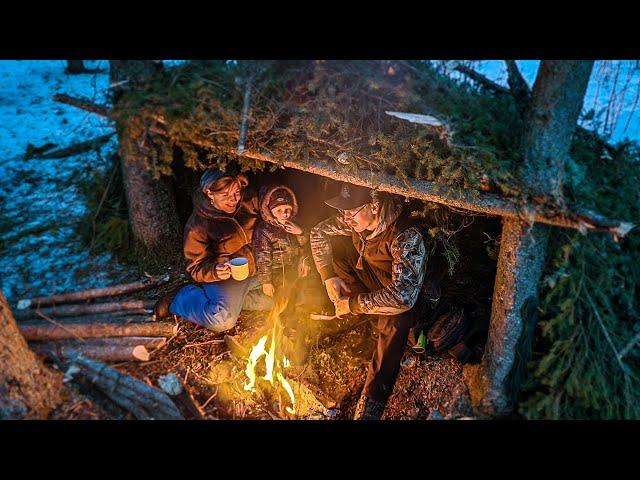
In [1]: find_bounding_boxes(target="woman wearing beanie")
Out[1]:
[154,166,272,331]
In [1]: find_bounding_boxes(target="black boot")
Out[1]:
[353,394,386,420]
[153,285,184,320]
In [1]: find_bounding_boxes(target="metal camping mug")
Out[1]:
[229,257,249,281]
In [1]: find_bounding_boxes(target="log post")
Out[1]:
[464,61,595,417]
[109,60,181,256]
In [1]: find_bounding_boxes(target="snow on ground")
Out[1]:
[0,60,132,304]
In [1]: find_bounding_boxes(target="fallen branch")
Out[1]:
[17,275,170,310]
[28,133,115,160]
[64,352,184,420]
[52,93,109,117]
[14,300,155,320]
[19,320,177,341]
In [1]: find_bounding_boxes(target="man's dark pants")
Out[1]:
[330,238,427,405]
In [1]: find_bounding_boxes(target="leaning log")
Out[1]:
[64,352,184,420]
[235,150,633,238]
[14,300,155,320]
[17,275,170,310]
[33,341,152,363]
[19,320,178,341]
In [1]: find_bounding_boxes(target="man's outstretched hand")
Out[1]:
[324,276,351,304]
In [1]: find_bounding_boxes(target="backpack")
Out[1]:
[426,309,475,364]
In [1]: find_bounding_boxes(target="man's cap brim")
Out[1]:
[325,194,370,211]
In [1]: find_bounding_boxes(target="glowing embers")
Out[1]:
[243,295,296,415]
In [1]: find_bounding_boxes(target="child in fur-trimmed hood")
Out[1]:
[253,184,311,298]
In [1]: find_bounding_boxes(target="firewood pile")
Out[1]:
[15,274,176,363]
[14,275,200,420]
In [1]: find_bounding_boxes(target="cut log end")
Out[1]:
[132,345,150,362]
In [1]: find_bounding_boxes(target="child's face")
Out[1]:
[271,204,293,224]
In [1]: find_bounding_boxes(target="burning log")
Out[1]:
[63,352,184,420]
[16,275,170,310]
[32,340,153,363]
[19,319,178,341]
[14,300,155,320]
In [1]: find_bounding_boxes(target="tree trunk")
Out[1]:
[520,61,595,203]
[0,291,65,419]
[109,60,181,255]
[465,60,594,417]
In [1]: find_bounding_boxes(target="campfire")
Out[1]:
[243,290,297,416]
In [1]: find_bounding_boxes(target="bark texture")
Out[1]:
[109,60,181,255]
[520,61,594,203]
[464,60,594,417]
[0,291,65,419]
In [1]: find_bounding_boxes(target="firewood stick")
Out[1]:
[28,313,156,325]
[19,321,178,341]
[14,300,155,320]
[33,342,151,362]
[30,336,167,349]
[17,275,170,309]
[64,352,184,420]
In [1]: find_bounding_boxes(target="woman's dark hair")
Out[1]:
[207,173,249,194]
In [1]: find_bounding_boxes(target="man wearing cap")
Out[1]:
[154,166,271,331]
[310,183,431,419]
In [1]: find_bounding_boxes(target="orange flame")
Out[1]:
[243,293,296,415]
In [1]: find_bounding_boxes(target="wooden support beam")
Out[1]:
[235,150,633,238]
